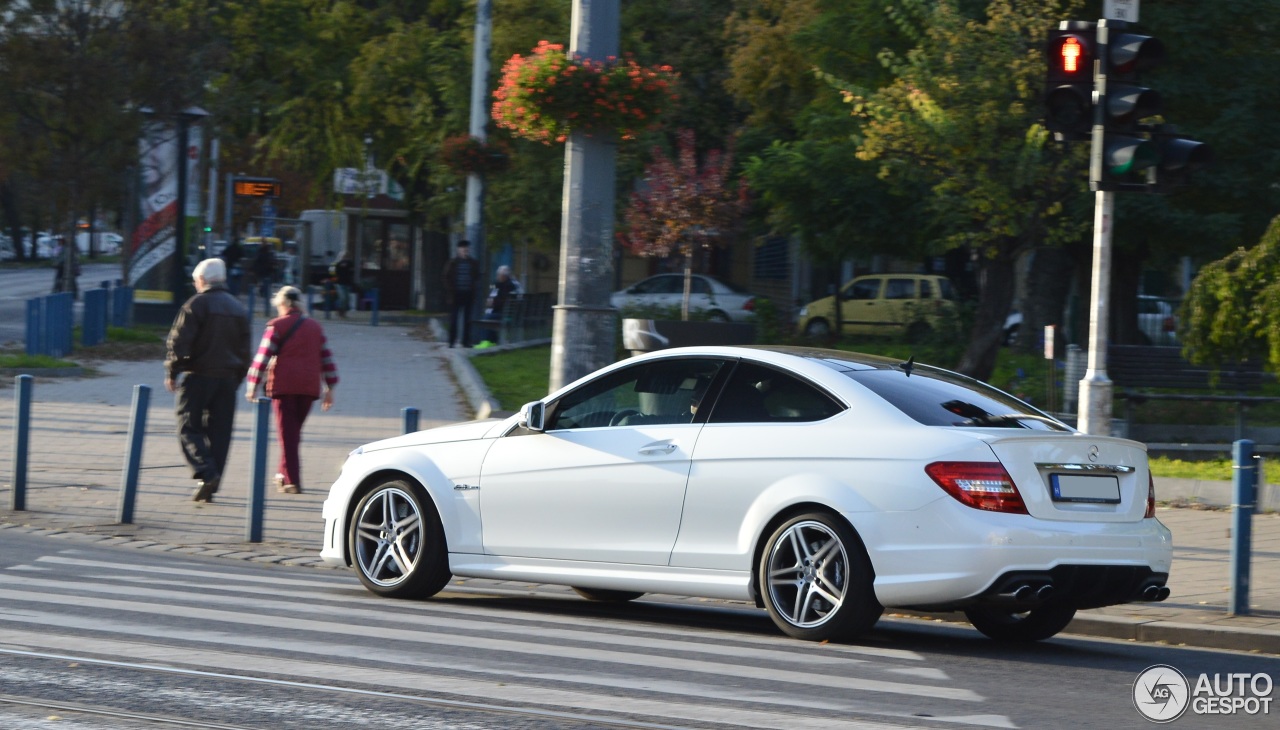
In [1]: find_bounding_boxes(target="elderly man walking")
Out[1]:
[165,258,252,502]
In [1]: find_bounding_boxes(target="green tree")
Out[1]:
[1181,216,1280,372]
[845,0,1089,378]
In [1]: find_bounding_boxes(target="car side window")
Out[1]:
[706,362,844,424]
[846,279,881,300]
[631,277,661,294]
[885,279,917,300]
[690,277,712,295]
[546,358,725,430]
[920,279,934,299]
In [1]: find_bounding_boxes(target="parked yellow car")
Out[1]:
[797,274,957,338]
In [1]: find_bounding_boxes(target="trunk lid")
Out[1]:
[984,432,1149,522]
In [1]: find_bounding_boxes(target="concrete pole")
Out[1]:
[1077,190,1114,435]
[465,0,492,293]
[549,0,620,393]
[206,138,219,248]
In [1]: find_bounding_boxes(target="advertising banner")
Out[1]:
[130,122,179,300]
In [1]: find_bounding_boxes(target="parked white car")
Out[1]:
[1138,295,1179,345]
[321,346,1172,643]
[611,273,757,322]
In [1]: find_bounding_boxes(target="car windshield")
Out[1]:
[838,364,1066,431]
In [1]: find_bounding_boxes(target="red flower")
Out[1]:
[491,40,679,145]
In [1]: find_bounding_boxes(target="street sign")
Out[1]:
[261,200,277,238]
[1104,0,1139,22]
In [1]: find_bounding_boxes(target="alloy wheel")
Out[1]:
[354,486,423,587]
[765,520,849,629]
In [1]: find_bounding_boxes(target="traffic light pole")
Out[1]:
[1078,22,1114,436]
[1078,190,1114,436]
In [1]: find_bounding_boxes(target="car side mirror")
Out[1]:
[521,401,545,432]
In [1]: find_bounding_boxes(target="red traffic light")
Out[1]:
[1056,35,1087,74]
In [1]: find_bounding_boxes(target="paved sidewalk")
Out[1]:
[0,316,1277,654]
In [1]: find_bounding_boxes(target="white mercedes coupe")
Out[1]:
[321,346,1172,643]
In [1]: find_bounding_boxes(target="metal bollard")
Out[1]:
[117,384,151,524]
[369,288,380,327]
[246,396,270,543]
[402,407,420,434]
[1229,439,1256,615]
[10,375,33,511]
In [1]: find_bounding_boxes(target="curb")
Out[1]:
[895,609,1280,655]
[428,318,503,419]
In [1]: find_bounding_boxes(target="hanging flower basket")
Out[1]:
[492,40,678,145]
[440,134,510,176]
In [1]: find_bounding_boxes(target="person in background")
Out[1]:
[165,258,251,503]
[252,242,276,315]
[441,240,478,348]
[330,252,356,317]
[220,239,244,295]
[245,286,338,494]
[478,265,522,346]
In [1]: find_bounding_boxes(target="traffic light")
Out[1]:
[1043,22,1095,141]
[1149,124,1213,191]
[1092,21,1166,191]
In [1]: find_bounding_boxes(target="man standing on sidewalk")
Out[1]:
[165,258,252,502]
[442,240,478,348]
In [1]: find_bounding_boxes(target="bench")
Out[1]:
[1107,345,1279,441]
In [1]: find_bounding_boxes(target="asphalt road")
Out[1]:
[0,261,123,348]
[0,529,1274,730]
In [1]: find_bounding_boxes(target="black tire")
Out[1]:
[707,311,731,323]
[758,512,882,641]
[804,319,831,338]
[572,587,645,602]
[349,478,451,599]
[963,604,1077,642]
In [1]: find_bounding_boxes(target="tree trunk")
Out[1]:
[0,182,24,262]
[955,254,1016,381]
[1017,246,1076,356]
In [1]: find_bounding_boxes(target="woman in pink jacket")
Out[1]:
[245,286,338,493]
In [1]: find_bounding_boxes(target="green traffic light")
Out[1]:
[1105,136,1158,176]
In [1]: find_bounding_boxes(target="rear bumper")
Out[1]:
[849,500,1173,609]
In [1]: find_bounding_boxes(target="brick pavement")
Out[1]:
[0,314,1277,654]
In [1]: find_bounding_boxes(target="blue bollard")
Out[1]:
[82,288,108,347]
[47,292,73,357]
[10,375,33,511]
[402,407,420,434]
[117,384,151,524]
[1229,439,1256,616]
[246,396,270,543]
[25,298,43,356]
[369,288,380,327]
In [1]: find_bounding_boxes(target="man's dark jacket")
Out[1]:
[165,285,252,381]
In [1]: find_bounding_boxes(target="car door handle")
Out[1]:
[639,441,678,455]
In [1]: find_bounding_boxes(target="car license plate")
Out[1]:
[1050,474,1121,504]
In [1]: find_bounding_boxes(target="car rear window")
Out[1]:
[840,366,1064,430]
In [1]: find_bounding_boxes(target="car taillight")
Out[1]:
[925,462,1027,514]
[743,297,755,312]
[1146,471,1156,518]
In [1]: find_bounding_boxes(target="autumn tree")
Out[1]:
[617,129,747,320]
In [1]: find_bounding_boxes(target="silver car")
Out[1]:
[611,274,757,322]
